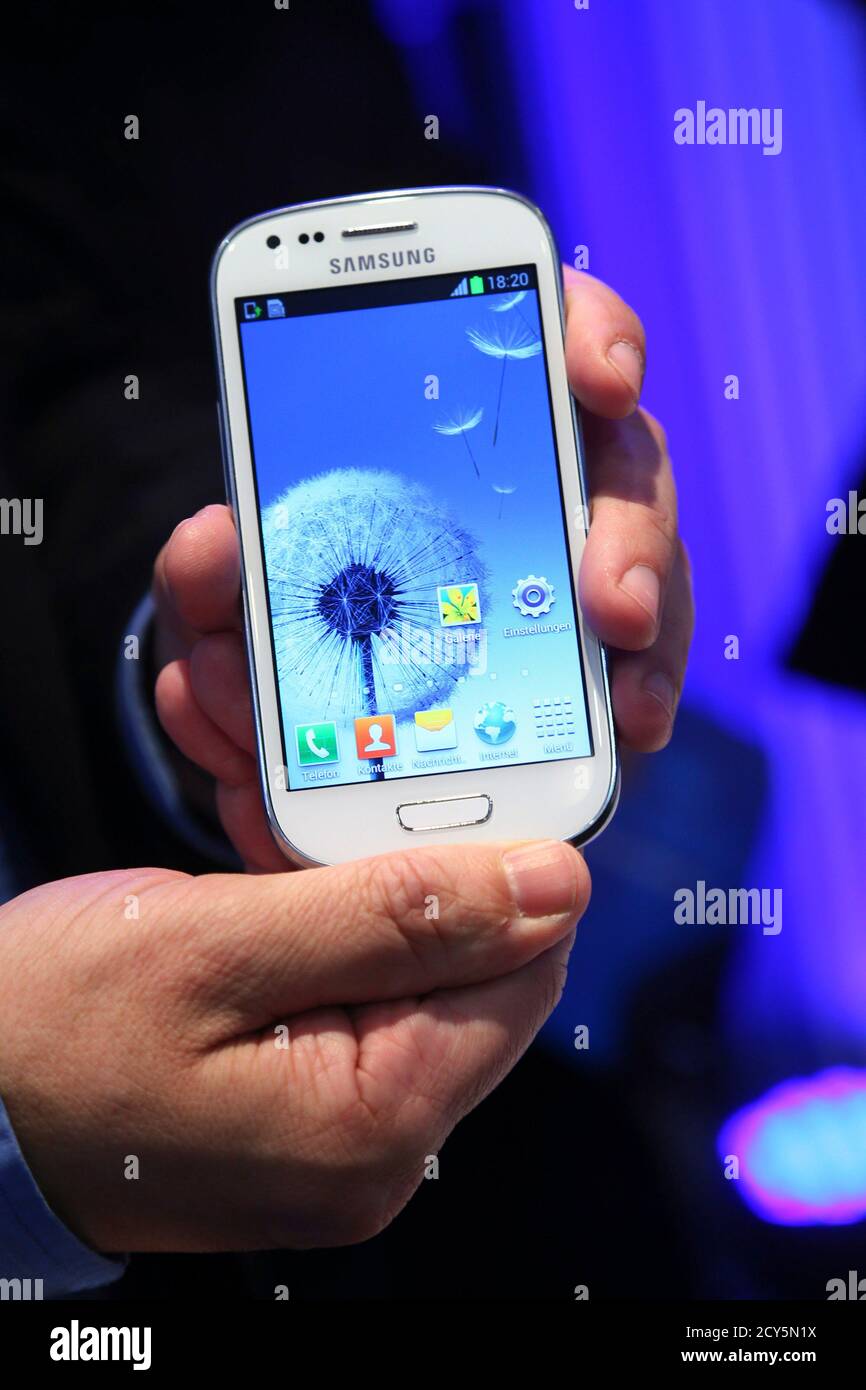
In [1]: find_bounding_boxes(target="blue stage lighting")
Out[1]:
[718,1069,866,1226]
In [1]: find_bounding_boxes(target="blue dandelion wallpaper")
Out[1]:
[239,280,593,788]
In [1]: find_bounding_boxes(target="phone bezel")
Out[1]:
[211,186,619,866]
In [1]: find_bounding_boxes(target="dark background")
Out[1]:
[1,0,864,1299]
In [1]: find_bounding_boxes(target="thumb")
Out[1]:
[151,840,590,1039]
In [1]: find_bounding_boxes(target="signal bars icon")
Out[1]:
[450,274,484,297]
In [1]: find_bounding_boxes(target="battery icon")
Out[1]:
[469,275,485,295]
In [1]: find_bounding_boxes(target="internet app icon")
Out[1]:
[414,708,457,752]
[473,700,516,746]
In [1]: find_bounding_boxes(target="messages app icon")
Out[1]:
[414,708,458,752]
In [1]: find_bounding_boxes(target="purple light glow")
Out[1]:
[499,0,866,1064]
[718,1069,866,1226]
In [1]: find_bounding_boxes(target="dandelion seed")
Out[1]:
[491,289,539,339]
[433,406,484,478]
[466,322,541,445]
[466,323,541,360]
[491,291,527,313]
[492,481,517,520]
[433,406,484,432]
[262,469,487,777]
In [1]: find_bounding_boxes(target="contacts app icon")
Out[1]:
[414,708,457,752]
[354,714,397,760]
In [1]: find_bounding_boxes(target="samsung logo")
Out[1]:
[330,247,436,274]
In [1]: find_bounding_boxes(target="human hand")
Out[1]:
[153,269,693,871]
[0,840,586,1253]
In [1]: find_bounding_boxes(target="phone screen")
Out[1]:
[235,262,593,790]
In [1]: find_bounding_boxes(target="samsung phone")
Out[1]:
[210,186,618,866]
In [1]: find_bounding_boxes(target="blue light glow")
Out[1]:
[500,0,866,1064]
[718,1069,866,1226]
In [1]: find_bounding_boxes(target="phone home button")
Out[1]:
[396,793,492,833]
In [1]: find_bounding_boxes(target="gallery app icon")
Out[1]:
[437,582,481,626]
[414,708,458,752]
[295,721,339,766]
[354,714,398,760]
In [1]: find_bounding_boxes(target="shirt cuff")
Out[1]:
[116,593,239,866]
[0,1094,127,1297]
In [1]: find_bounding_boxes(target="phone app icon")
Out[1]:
[414,708,457,752]
[438,582,481,626]
[354,714,398,760]
[512,574,555,617]
[295,721,339,766]
[243,301,262,321]
[473,700,516,746]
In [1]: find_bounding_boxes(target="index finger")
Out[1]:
[563,266,646,419]
[153,502,241,637]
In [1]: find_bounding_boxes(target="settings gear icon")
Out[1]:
[512,574,555,618]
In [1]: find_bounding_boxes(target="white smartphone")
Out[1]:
[211,186,618,866]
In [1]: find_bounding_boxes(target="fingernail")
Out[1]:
[502,841,580,917]
[620,564,660,625]
[643,672,676,719]
[607,340,643,401]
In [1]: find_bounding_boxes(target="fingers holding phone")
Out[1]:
[153,193,691,869]
[0,841,586,1253]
